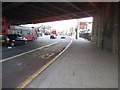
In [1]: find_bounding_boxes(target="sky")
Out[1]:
[20,17,93,32]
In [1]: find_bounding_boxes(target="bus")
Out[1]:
[9,26,38,41]
[1,17,38,41]
[51,29,57,36]
[22,29,38,40]
[0,17,8,34]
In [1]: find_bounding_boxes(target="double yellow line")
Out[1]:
[16,39,72,90]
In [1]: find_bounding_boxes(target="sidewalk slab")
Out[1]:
[26,38,118,88]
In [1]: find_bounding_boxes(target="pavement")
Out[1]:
[26,37,118,88]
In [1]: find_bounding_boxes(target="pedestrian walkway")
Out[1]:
[26,38,118,88]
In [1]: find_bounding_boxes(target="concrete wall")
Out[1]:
[92,2,118,55]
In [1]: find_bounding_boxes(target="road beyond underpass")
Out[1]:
[2,35,63,60]
[2,36,72,88]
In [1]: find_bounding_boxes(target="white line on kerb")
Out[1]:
[0,42,59,63]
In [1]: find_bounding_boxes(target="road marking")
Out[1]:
[0,42,59,63]
[46,53,55,59]
[16,39,72,89]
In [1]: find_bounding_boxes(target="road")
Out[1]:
[2,36,59,59]
[2,35,72,88]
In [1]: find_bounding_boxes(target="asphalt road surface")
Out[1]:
[2,35,71,88]
[2,36,59,59]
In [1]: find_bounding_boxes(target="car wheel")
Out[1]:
[32,37,35,40]
[24,41,27,44]
[10,42,15,47]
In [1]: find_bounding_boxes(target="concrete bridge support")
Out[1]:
[92,2,118,55]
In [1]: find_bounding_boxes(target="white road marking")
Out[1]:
[0,42,59,63]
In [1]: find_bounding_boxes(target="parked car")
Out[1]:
[0,34,28,47]
[50,34,56,39]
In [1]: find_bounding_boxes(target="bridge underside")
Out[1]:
[2,2,119,55]
[3,2,101,25]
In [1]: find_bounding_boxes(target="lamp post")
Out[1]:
[75,19,79,39]
[75,28,78,39]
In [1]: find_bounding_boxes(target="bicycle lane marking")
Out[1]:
[0,41,59,63]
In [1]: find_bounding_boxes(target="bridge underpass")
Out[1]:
[1,2,119,89]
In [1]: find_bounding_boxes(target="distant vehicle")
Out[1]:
[1,17,38,41]
[0,34,28,47]
[22,29,38,41]
[50,29,57,39]
[50,34,56,39]
[0,17,9,34]
[51,29,57,36]
[37,32,42,37]
[9,26,38,41]
[61,34,66,39]
[44,32,50,35]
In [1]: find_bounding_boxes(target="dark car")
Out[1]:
[0,34,28,47]
[50,34,56,39]
[61,34,66,39]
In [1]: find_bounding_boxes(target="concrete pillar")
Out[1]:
[92,2,118,55]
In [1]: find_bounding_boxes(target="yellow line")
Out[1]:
[16,39,72,90]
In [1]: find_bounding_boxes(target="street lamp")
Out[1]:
[75,19,79,39]
[75,28,78,39]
